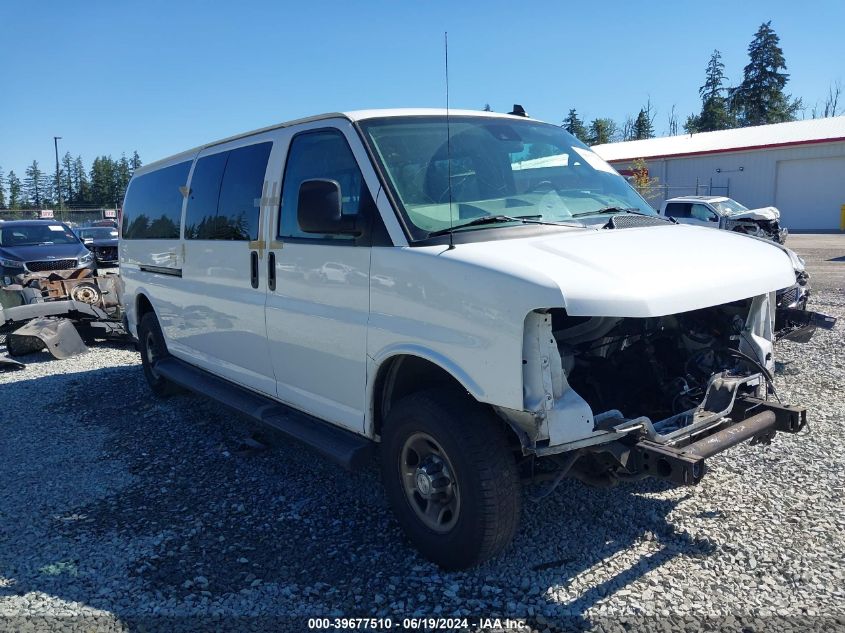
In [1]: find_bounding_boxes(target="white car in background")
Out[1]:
[658,195,787,243]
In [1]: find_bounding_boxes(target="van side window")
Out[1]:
[122,161,191,239]
[664,202,691,219]
[279,130,374,241]
[217,142,272,240]
[185,142,272,241]
[185,152,227,239]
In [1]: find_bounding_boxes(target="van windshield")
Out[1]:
[359,116,656,241]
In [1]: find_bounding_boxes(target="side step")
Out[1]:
[154,356,374,470]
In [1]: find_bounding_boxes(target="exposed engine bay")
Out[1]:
[551,300,765,425]
[508,295,818,490]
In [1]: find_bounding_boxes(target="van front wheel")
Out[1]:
[138,312,180,397]
[380,389,522,570]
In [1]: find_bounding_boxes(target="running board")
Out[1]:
[154,356,374,470]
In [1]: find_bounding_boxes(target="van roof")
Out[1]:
[135,109,531,174]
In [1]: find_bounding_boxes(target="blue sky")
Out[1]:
[2,0,843,177]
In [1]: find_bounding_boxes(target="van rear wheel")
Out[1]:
[380,388,522,570]
[138,312,180,397]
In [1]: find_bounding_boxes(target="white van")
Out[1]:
[120,109,812,569]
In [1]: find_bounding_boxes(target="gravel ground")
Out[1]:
[1,290,843,633]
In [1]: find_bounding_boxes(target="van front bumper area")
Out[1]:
[625,397,806,485]
[525,371,808,491]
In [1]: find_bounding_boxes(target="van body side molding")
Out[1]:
[153,356,374,469]
[139,265,183,277]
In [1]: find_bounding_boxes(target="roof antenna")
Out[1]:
[445,31,455,250]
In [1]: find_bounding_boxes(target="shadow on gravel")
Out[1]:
[0,363,713,631]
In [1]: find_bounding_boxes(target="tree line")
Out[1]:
[557,21,841,145]
[2,21,840,207]
[0,151,142,211]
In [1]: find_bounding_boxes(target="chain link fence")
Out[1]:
[0,207,118,226]
[634,182,731,208]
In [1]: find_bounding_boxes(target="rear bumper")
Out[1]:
[630,397,806,485]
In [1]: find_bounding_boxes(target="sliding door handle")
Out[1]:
[250,251,259,288]
[268,252,276,291]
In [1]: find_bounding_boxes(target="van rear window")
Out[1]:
[122,161,192,239]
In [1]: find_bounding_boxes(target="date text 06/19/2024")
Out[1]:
[307,617,531,630]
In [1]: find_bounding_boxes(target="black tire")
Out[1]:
[380,388,522,570]
[138,311,181,397]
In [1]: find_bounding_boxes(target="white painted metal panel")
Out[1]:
[593,116,845,162]
[264,118,376,433]
[174,132,280,396]
[775,157,845,229]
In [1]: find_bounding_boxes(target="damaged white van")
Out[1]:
[120,109,825,569]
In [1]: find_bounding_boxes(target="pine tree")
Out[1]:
[130,150,142,173]
[0,166,6,208]
[683,113,701,134]
[73,156,91,205]
[729,21,802,126]
[8,171,22,209]
[563,109,589,142]
[690,50,734,132]
[482,104,492,112]
[116,154,131,203]
[632,108,654,140]
[49,171,63,208]
[90,156,120,207]
[61,152,74,204]
[587,118,617,145]
[24,160,46,208]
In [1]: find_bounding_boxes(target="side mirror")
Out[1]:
[297,179,359,235]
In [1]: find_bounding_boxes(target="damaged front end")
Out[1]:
[499,294,811,489]
[725,217,787,244]
[0,269,126,361]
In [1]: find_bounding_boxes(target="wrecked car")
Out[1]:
[120,109,834,570]
[1,220,96,285]
[74,226,120,265]
[658,196,787,243]
[0,268,125,361]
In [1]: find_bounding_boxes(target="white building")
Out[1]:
[593,116,845,230]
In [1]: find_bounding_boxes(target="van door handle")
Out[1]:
[268,252,276,291]
[250,251,259,288]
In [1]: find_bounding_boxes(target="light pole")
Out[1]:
[53,136,63,214]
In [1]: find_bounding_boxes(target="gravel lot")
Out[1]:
[1,242,843,632]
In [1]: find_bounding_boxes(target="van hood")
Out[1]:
[442,224,796,317]
[729,206,780,221]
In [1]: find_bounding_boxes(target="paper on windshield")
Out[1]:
[571,147,617,174]
[48,225,65,232]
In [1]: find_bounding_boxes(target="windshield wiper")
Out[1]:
[428,214,582,237]
[572,206,676,223]
[573,206,640,217]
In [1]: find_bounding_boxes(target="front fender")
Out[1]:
[368,344,486,402]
